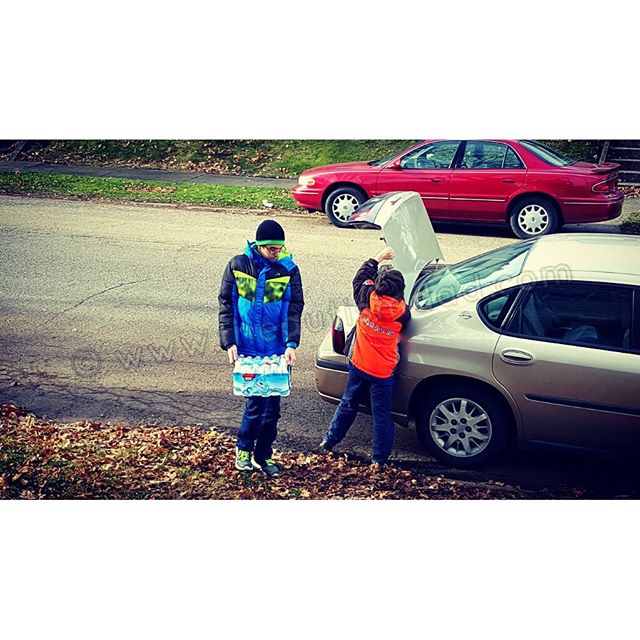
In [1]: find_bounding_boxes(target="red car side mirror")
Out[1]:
[386,158,403,170]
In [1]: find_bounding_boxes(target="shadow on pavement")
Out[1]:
[431,220,624,239]
[400,446,640,499]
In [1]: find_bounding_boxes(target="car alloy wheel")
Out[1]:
[416,383,511,468]
[429,397,492,458]
[324,186,366,227]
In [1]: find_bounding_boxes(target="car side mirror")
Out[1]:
[387,158,403,170]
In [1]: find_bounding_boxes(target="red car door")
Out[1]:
[374,140,460,219]
[448,141,527,222]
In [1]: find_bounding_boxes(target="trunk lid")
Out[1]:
[568,160,620,175]
[347,191,445,295]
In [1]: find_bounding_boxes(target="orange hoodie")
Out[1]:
[351,292,407,378]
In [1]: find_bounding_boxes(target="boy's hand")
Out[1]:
[374,247,395,263]
[285,347,296,367]
[227,345,238,364]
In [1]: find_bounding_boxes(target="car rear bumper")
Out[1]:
[292,185,323,209]
[315,355,349,401]
[561,191,625,223]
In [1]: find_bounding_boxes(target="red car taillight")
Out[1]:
[592,176,618,193]
[331,316,345,354]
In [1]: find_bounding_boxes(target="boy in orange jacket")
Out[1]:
[320,247,410,465]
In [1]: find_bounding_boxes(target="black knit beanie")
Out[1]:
[255,220,285,246]
[374,269,405,300]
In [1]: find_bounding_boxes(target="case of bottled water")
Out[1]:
[232,355,291,397]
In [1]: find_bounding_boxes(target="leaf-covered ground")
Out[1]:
[0,404,582,500]
[0,140,415,179]
[0,140,603,179]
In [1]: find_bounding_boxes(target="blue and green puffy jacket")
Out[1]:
[218,242,304,357]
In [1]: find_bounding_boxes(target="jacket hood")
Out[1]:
[244,241,296,271]
[369,292,406,322]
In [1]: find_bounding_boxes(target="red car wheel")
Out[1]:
[324,186,366,227]
[509,196,560,239]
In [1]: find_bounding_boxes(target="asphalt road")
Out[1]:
[1,195,638,497]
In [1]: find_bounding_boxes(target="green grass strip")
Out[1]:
[0,172,299,210]
[621,210,640,235]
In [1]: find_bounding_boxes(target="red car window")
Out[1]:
[461,141,519,169]
[400,141,460,170]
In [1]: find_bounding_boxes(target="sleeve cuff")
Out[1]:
[286,342,297,348]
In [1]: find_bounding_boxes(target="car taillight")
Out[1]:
[592,176,617,193]
[331,316,345,354]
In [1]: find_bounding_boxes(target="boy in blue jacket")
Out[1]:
[218,220,304,476]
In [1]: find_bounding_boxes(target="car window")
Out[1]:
[478,290,517,329]
[460,141,517,170]
[414,241,534,310]
[369,151,402,167]
[519,140,576,167]
[504,282,634,352]
[504,146,525,169]
[400,141,460,170]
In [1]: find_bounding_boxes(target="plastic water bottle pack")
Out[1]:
[232,355,291,397]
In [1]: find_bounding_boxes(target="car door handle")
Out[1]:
[500,349,534,365]
[431,178,443,182]
[501,179,516,184]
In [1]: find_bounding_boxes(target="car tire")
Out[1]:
[416,383,511,469]
[509,196,560,239]
[324,186,366,227]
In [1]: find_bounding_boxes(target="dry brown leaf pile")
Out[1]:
[1,403,557,500]
[621,185,640,198]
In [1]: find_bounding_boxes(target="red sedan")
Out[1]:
[292,140,624,238]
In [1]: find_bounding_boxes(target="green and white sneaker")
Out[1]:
[252,457,281,477]
[235,448,253,472]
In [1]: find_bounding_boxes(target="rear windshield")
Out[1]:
[519,140,576,167]
[413,241,535,310]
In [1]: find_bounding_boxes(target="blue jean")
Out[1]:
[325,363,395,464]
[236,395,281,462]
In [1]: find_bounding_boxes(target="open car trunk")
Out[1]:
[324,191,446,359]
[347,191,444,297]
